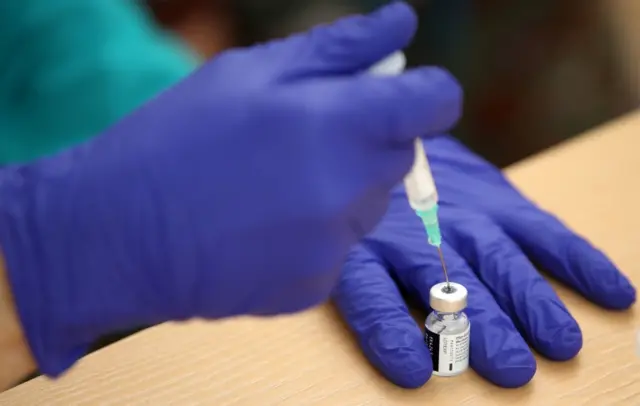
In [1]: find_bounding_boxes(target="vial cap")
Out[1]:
[429,282,468,313]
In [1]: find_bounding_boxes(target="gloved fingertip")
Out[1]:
[538,322,582,361]
[308,1,418,72]
[477,344,537,388]
[367,67,462,145]
[470,312,537,388]
[576,246,637,309]
[362,324,432,389]
[476,347,537,388]
[521,295,583,361]
[410,67,463,135]
[522,233,637,311]
[423,67,464,134]
[370,1,419,33]
[488,363,537,389]
[598,277,636,310]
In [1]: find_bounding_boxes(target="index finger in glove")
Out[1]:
[496,205,636,310]
[296,2,418,75]
[333,244,432,389]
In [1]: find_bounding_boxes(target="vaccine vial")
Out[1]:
[424,282,470,377]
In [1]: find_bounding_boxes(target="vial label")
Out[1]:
[425,323,470,376]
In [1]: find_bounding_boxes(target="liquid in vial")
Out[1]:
[424,282,470,377]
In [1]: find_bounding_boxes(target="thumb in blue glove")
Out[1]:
[334,136,635,389]
[0,2,462,377]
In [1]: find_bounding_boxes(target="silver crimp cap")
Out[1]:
[429,282,468,313]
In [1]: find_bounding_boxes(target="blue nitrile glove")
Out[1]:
[0,2,462,378]
[334,135,636,389]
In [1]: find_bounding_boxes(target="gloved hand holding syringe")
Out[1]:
[369,51,451,290]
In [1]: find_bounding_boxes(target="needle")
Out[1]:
[436,246,451,292]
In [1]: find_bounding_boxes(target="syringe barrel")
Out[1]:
[368,52,440,212]
[404,139,438,211]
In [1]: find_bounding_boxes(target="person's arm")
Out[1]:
[0,0,198,164]
[0,251,35,390]
[0,0,198,387]
[0,1,200,386]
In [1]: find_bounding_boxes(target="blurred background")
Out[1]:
[146,0,640,167]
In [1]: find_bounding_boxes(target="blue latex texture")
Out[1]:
[334,136,637,389]
[0,3,462,377]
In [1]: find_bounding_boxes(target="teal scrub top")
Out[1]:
[0,0,198,164]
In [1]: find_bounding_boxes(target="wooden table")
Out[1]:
[3,113,640,405]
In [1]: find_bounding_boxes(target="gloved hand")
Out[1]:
[0,2,462,377]
[334,135,636,389]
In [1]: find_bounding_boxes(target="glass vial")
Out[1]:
[424,282,470,377]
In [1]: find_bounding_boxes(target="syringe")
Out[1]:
[368,51,451,290]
